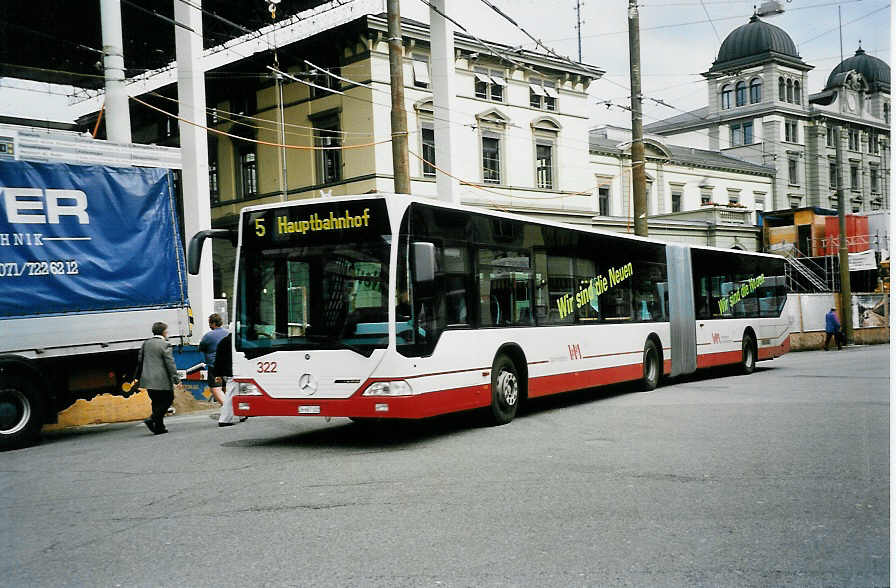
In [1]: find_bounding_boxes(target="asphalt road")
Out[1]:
[2,345,889,587]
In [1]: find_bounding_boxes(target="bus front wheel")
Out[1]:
[740,333,756,375]
[641,340,660,391]
[489,354,520,425]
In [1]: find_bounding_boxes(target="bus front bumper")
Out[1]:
[231,379,490,420]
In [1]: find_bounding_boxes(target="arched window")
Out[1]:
[720,84,732,110]
[779,77,786,101]
[794,81,801,105]
[884,102,890,123]
[749,78,761,104]
[735,81,747,107]
[786,79,793,103]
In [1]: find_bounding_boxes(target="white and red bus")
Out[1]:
[189,194,789,426]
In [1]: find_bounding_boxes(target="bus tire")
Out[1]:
[641,340,660,391]
[0,376,44,450]
[740,333,756,375]
[489,353,520,426]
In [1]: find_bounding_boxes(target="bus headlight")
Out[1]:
[362,380,413,396]
[238,382,262,396]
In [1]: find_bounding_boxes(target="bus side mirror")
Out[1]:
[413,242,436,283]
[187,229,237,275]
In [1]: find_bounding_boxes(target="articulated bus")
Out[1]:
[189,194,789,426]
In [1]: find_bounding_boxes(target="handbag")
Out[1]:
[122,340,148,393]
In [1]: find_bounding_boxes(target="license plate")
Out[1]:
[298,405,321,414]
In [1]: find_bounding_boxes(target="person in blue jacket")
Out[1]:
[824,308,842,351]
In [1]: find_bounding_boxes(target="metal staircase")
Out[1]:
[779,245,830,292]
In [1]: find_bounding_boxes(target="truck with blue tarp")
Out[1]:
[0,157,191,448]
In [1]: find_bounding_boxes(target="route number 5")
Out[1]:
[255,218,266,236]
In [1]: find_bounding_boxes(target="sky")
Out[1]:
[1,0,892,128]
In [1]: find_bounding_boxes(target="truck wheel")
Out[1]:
[641,340,660,391]
[489,354,520,426]
[740,333,756,375]
[0,377,44,450]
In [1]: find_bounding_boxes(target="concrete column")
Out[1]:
[174,0,214,338]
[99,0,131,143]
[429,0,459,203]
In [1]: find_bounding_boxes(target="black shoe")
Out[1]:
[218,422,235,427]
[153,426,168,435]
[239,416,248,422]
[143,418,156,433]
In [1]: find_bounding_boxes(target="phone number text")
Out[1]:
[0,260,80,277]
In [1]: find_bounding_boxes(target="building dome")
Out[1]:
[825,47,890,92]
[709,15,805,73]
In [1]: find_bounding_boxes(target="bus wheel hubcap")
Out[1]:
[497,371,518,407]
[0,388,30,436]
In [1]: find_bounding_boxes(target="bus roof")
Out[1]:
[238,193,783,260]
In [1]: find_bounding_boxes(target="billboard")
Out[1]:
[0,160,188,318]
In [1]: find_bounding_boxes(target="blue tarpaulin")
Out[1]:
[0,160,188,318]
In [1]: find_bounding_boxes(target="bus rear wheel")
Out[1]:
[641,340,660,391]
[740,333,756,375]
[0,376,43,450]
[489,354,520,426]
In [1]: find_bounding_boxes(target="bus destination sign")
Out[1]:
[244,199,390,246]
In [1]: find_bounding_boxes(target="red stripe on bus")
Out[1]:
[757,337,790,360]
[695,350,742,368]
[528,363,644,398]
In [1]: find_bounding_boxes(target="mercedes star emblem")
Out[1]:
[299,373,318,395]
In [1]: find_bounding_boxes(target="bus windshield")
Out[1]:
[235,200,391,357]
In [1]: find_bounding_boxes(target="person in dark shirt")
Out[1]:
[199,313,228,404]
[824,308,842,351]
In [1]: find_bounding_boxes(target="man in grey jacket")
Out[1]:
[138,322,181,435]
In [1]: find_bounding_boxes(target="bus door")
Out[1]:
[665,243,697,376]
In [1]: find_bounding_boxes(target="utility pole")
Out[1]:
[429,0,459,203]
[99,0,131,143]
[627,0,648,236]
[387,0,411,194]
[174,0,214,336]
[835,5,852,344]
[575,0,583,62]
[834,126,853,344]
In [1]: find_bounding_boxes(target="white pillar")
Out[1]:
[174,0,214,340]
[99,0,131,143]
[429,0,459,203]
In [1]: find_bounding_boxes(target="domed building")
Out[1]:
[646,16,890,214]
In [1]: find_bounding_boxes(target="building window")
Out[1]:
[850,164,859,190]
[749,78,761,104]
[785,120,798,143]
[786,79,793,103]
[474,67,505,102]
[421,123,436,177]
[598,185,610,215]
[530,79,557,110]
[535,142,554,189]
[239,150,257,198]
[829,162,838,188]
[778,77,785,101]
[754,193,765,211]
[700,189,713,205]
[826,126,835,147]
[884,102,890,123]
[848,129,860,151]
[735,81,746,107]
[730,120,753,146]
[310,67,341,99]
[209,158,219,203]
[720,85,732,110]
[412,54,431,89]
[794,80,801,105]
[870,167,879,192]
[482,135,501,183]
[671,189,682,213]
[728,190,740,205]
[788,158,799,185]
[868,131,878,154]
[314,117,342,184]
